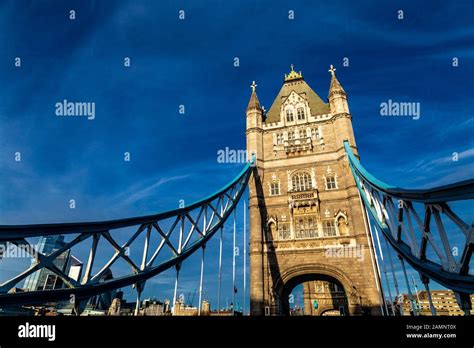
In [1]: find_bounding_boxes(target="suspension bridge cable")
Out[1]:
[399,255,417,316]
[412,276,422,315]
[198,206,208,316]
[243,195,247,316]
[172,216,185,315]
[422,276,437,316]
[172,264,180,315]
[217,200,224,314]
[374,226,395,315]
[362,205,386,315]
[198,245,205,316]
[384,236,400,312]
[232,207,236,315]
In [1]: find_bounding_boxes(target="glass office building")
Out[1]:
[23,235,70,291]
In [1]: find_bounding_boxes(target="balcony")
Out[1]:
[284,137,312,153]
[288,188,319,208]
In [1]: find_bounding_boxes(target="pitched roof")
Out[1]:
[265,78,330,124]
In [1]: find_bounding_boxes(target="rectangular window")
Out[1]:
[276,133,283,145]
[323,220,337,237]
[286,109,294,122]
[270,182,280,196]
[288,131,295,140]
[43,274,58,290]
[278,223,291,240]
[326,176,337,190]
[312,128,320,139]
[295,215,318,239]
[300,129,307,139]
[297,107,305,120]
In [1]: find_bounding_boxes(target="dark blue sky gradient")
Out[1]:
[0,0,473,310]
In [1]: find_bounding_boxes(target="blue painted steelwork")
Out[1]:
[0,160,254,306]
[344,141,474,294]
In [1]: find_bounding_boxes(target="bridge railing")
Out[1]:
[0,160,253,307]
[344,141,474,312]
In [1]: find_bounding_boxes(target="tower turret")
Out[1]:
[245,81,265,316]
[246,81,264,163]
[328,65,350,115]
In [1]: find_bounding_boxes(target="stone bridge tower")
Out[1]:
[246,65,382,316]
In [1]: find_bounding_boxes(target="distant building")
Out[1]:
[172,298,237,316]
[106,290,137,316]
[23,236,69,291]
[67,255,83,282]
[398,290,474,316]
[302,280,348,316]
[173,297,199,316]
[108,297,122,316]
[88,268,115,310]
[141,298,165,316]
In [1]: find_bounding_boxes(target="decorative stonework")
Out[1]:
[284,64,303,81]
[246,66,382,316]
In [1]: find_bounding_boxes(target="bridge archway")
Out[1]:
[275,263,362,316]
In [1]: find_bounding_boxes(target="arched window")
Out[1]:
[291,172,312,191]
[286,109,294,122]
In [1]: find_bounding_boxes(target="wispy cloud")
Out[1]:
[410,148,474,173]
[113,175,190,207]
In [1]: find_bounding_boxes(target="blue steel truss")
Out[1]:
[0,161,253,306]
[344,141,474,295]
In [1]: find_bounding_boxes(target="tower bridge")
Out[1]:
[0,66,473,316]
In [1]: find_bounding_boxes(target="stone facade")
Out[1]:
[303,280,348,316]
[246,65,382,315]
[399,290,474,316]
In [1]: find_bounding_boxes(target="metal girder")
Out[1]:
[0,160,253,306]
[344,141,474,294]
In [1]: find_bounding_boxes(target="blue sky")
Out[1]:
[0,0,473,312]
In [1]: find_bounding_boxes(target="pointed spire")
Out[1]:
[247,81,262,111]
[328,64,346,95]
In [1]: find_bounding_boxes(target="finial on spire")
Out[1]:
[250,80,257,93]
[247,81,262,111]
[328,64,346,97]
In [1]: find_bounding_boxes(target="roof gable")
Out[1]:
[265,79,329,124]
